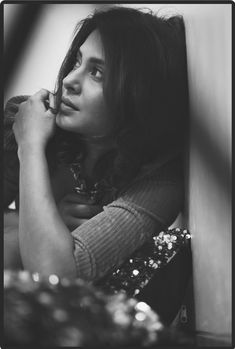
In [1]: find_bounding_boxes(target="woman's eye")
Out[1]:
[90,67,103,80]
[72,60,81,70]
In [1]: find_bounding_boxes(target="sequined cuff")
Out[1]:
[97,228,191,297]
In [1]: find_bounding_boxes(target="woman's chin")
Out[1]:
[56,113,69,130]
[56,113,80,134]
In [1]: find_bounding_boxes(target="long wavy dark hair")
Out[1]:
[48,6,189,188]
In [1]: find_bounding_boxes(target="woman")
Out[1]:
[4,6,188,283]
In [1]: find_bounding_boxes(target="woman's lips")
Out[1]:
[61,97,79,111]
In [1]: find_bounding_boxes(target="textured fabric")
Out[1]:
[4,96,184,282]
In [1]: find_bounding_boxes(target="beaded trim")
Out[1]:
[70,161,99,200]
[98,228,191,297]
[70,160,117,203]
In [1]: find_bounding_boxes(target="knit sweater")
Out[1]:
[4,96,184,282]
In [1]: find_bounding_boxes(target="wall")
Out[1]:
[4,3,232,345]
[183,5,231,345]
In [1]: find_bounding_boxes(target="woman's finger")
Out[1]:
[33,88,50,101]
[48,92,57,114]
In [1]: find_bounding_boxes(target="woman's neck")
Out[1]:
[82,136,116,180]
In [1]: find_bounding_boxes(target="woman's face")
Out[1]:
[56,30,113,138]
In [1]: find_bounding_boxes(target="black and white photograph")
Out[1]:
[3,2,232,347]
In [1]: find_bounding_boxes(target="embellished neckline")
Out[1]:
[69,158,117,204]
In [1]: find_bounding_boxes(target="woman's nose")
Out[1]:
[62,69,82,94]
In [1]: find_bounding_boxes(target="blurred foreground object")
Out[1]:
[4,270,162,347]
[4,270,193,347]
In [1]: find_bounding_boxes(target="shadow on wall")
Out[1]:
[4,3,111,102]
[4,4,43,90]
[190,107,231,203]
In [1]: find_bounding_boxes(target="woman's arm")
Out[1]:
[14,89,76,279]
[18,145,76,278]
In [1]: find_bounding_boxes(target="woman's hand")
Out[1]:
[13,89,56,149]
[58,193,103,231]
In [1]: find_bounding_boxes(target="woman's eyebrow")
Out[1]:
[78,48,105,66]
[89,57,105,66]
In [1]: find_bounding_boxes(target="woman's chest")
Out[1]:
[50,165,118,206]
[50,166,76,203]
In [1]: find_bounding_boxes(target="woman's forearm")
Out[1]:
[18,145,76,279]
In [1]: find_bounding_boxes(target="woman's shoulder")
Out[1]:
[116,153,184,201]
[112,154,184,228]
[135,152,184,184]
